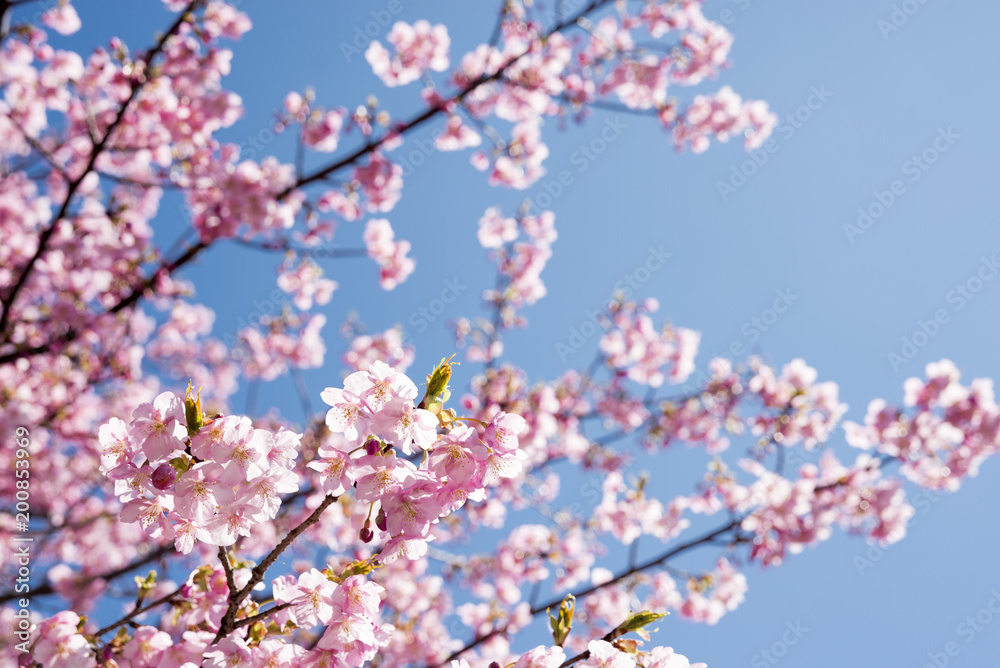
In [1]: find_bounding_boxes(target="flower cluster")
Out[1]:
[314,361,529,563]
[672,86,778,154]
[237,312,328,381]
[271,569,393,662]
[600,299,701,387]
[99,391,301,553]
[343,326,415,373]
[277,254,338,310]
[364,218,416,290]
[592,472,691,545]
[844,360,1000,491]
[366,20,451,87]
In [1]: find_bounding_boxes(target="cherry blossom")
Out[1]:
[5,3,990,668]
[366,20,450,87]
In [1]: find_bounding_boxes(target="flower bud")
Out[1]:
[375,507,387,532]
[151,463,177,491]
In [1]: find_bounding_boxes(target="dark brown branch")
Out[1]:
[212,494,339,643]
[92,587,182,637]
[286,0,614,196]
[231,601,293,631]
[219,546,238,598]
[0,543,173,605]
[431,518,740,668]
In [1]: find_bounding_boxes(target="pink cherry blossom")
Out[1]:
[366,21,450,87]
[41,3,82,36]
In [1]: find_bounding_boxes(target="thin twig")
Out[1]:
[212,494,338,643]
[93,587,182,637]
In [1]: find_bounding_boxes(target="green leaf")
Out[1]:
[134,570,157,604]
[335,555,380,581]
[547,594,575,647]
[419,355,458,410]
[184,382,203,435]
[612,610,667,642]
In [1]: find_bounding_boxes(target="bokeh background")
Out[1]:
[33,1,1000,665]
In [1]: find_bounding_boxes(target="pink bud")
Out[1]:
[151,463,177,490]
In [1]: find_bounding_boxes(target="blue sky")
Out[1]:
[42,0,1000,665]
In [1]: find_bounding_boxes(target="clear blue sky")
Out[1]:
[49,1,1000,665]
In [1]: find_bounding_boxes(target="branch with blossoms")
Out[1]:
[0,0,775,367]
[4,2,1000,668]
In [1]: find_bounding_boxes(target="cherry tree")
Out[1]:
[0,1,996,667]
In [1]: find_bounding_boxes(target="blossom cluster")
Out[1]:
[26,561,395,668]
[363,218,416,290]
[314,361,529,563]
[342,325,415,373]
[9,3,998,668]
[270,568,392,663]
[99,391,301,553]
[236,312,328,381]
[452,206,557,364]
[844,359,1000,491]
[277,254,338,311]
[366,20,451,87]
[600,299,700,387]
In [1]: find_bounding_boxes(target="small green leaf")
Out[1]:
[547,594,575,647]
[419,355,458,410]
[612,610,667,642]
[134,570,157,605]
[184,382,203,436]
[335,555,380,581]
[169,455,193,476]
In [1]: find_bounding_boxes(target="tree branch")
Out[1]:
[286,0,615,196]
[219,546,238,599]
[231,601,293,631]
[212,494,339,643]
[0,543,173,605]
[92,587,182,638]
[431,518,740,668]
